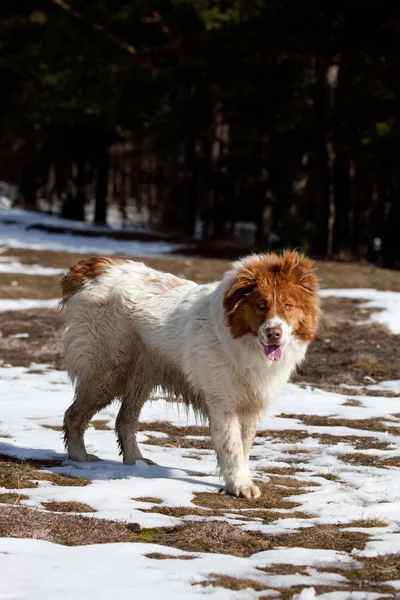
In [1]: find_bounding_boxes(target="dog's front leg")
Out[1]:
[208,408,261,499]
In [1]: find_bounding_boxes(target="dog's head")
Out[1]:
[223,251,320,361]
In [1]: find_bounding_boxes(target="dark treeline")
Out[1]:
[0,1,399,266]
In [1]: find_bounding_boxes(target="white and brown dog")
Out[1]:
[61,251,320,499]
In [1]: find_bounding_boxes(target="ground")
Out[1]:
[0,210,400,599]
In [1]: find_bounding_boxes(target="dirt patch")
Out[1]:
[144,435,213,450]
[281,414,400,436]
[145,553,196,560]
[0,272,60,300]
[90,420,112,431]
[270,524,369,552]
[342,399,364,407]
[258,426,391,451]
[0,309,64,369]
[195,575,265,591]
[138,422,208,437]
[341,519,388,528]
[0,454,91,489]
[295,297,400,386]
[151,520,271,557]
[340,452,400,468]
[0,492,29,505]
[192,480,305,511]
[0,505,137,545]
[42,424,63,432]
[259,564,309,575]
[4,248,400,290]
[42,501,96,513]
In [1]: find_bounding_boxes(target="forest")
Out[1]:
[0,1,399,266]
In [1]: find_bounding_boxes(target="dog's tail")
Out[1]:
[60,257,126,308]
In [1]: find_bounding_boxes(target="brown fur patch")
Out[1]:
[224,251,320,343]
[60,257,127,307]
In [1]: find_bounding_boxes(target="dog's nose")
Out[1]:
[267,326,282,342]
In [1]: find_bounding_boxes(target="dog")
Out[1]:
[60,251,320,499]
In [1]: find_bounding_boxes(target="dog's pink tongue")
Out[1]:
[264,344,284,361]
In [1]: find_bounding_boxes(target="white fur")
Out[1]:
[62,259,309,499]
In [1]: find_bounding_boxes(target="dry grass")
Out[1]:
[342,399,364,407]
[138,421,208,436]
[258,426,391,450]
[192,481,307,511]
[0,505,137,545]
[144,435,213,450]
[145,553,196,560]
[341,519,388,528]
[259,564,309,575]
[341,452,400,468]
[90,419,112,431]
[42,424,63,432]
[152,520,271,557]
[0,309,64,369]
[42,501,96,513]
[0,271,60,300]
[280,414,400,435]
[268,524,370,552]
[0,492,29,505]
[0,454,91,489]
[195,575,265,591]
[133,497,163,504]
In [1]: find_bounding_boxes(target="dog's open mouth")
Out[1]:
[264,343,285,361]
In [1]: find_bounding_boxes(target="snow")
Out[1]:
[0,255,65,275]
[0,298,59,311]
[320,288,400,334]
[1,362,400,598]
[0,220,399,597]
[0,206,187,257]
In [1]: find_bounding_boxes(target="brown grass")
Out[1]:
[138,421,208,436]
[341,519,388,528]
[0,505,137,545]
[258,426,391,450]
[192,480,309,511]
[42,501,96,513]
[42,424,63,432]
[269,524,369,552]
[341,452,400,468]
[90,419,112,431]
[195,575,265,591]
[295,296,400,387]
[152,520,271,557]
[342,399,364,407]
[0,271,60,300]
[0,454,91,488]
[280,414,400,435]
[0,492,29,505]
[144,435,213,450]
[133,497,163,504]
[0,309,64,369]
[145,553,196,560]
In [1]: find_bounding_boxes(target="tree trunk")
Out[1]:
[20,130,37,208]
[94,146,109,226]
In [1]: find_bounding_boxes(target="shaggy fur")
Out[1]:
[61,251,320,499]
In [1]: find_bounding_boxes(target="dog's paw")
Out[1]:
[227,480,261,500]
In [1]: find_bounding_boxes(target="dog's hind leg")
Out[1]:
[64,380,116,462]
[116,366,154,465]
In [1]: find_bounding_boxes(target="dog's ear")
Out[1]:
[223,274,256,315]
[288,253,319,295]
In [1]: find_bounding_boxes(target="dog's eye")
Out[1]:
[284,303,292,310]
[257,302,266,310]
